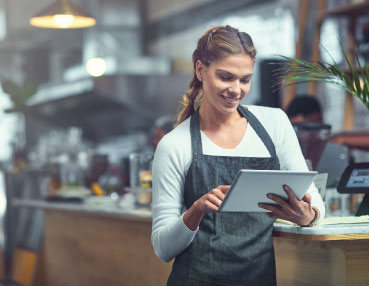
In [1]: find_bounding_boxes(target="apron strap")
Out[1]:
[190,105,277,157]
[237,105,277,157]
[190,108,203,158]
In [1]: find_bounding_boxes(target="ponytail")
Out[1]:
[175,76,202,127]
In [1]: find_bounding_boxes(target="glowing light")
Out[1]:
[52,14,75,28]
[29,0,96,29]
[86,58,107,77]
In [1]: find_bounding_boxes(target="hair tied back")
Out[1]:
[207,28,218,45]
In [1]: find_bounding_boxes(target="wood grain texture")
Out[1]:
[12,248,37,286]
[345,240,369,286]
[273,237,369,286]
[34,210,172,286]
[283,0,311,109]
[307,0,326,96]
[343,16,357,131]
[33,208,369,286]
[273,231,369,241]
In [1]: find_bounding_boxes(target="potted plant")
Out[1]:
[279,50,369,110]
[1,79,37,111]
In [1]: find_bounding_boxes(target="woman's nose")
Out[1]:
[228,80,241,95]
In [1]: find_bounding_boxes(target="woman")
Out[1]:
[151,25,325,285]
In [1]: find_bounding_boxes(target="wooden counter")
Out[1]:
[14,200,369,286]
[273,223,369,286]
[13,199,172,286]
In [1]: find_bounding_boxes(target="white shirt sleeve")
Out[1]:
[151,124,197,262]
[273,108,326,221]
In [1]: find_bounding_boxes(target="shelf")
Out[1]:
[325,2,369,17]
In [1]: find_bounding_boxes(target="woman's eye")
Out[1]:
[220,76,232,81]
[241,79,250,84]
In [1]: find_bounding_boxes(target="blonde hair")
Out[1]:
[176,25,256,126]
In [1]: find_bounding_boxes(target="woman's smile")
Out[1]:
[220,94,241,105]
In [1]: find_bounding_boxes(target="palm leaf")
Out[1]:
[279,49,369,110]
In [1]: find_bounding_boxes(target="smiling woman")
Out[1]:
[151,25,325,286]
[176,26,256,126]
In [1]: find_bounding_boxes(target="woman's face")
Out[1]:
[196,53,254,116]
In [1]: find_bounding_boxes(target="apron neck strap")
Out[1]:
[237,105,277,157]
[190,108,203,158]
[190,105,277,157]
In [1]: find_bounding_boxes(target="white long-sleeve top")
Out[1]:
[151,105,325,262]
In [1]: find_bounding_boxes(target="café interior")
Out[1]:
[0,0,369,285]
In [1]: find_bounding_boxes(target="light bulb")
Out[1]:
[52,14,75,28]
[86,58,107,77]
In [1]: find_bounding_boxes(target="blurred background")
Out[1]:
[0,0,369,285]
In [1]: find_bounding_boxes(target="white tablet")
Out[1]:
[218,169,317,212]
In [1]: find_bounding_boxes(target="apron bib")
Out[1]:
[168,106,280,286]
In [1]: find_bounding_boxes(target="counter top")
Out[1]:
[12,198,152,222]
[13,199,369,240]
[273,222,369,241]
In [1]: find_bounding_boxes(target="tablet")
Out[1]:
[218,169,317,212]
[337,162,369,194]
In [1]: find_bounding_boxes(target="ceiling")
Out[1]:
[1,0,141,51]
[0,0,144,85]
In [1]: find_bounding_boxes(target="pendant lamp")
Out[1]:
[29,0,96,29]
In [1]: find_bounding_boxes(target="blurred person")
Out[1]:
[151,25,325,285]
[286,95,369,151]
[285,95,330,169]
[151,115,175,150]
[286,95,323,124]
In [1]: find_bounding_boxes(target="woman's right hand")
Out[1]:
[196,185,231,213]
[183,185,230,231]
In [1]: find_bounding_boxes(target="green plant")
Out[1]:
[279,50,369,110]
[1,80,37,109]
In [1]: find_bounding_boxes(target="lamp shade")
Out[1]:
[30,0,96,29]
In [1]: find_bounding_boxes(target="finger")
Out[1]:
[212,188,226,201]
[266,193,290,209]
[263,195,296,217]
[283,185,299,205]
[302,193,312,205]
[258,202,281,213]
[204,200,219,212]
[207,193,223,207]
[265,211,288,221]
[218,185,231,194]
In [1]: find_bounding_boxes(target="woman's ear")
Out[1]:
[195,60,204,81]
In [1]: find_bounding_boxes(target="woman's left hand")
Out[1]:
[258,185,316,226]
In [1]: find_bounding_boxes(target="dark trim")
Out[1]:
[146,0,275,42]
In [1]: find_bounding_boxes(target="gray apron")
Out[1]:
[168,105,280,286]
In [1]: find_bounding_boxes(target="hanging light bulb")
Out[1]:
[30,0,96,29]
